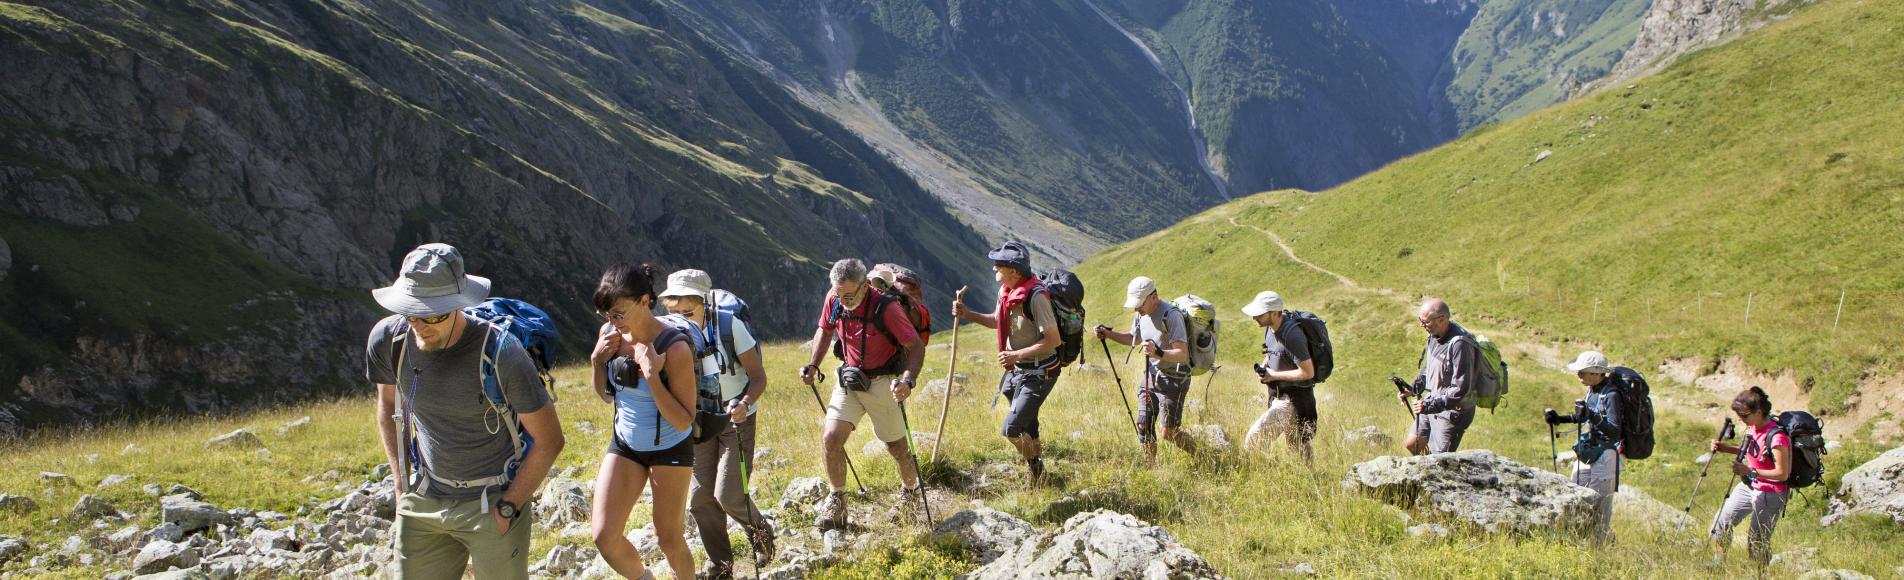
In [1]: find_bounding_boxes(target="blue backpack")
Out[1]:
[394,297,559,509]
[706,289,755,376]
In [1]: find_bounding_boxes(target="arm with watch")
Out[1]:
[493,403,564,534]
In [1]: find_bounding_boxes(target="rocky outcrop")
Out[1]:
[1822,446,1904,527]
[931,508,1035,565]
[1346,450,1597,533]
[0,0,992,437]
[1590,0,1794,91]
[1613,485,1694,530]
[970,510,1223,579]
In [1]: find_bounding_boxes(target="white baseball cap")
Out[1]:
[1566,351,1611,374]
[1241,290,1285,317]
[1124,276,1156,309]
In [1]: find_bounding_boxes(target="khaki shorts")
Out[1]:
[394,492,532,579]
[826,379,908,443]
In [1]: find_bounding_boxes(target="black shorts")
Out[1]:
[608,433,695,468]
[1000,368,1060,439]
[1276,386,1319,443]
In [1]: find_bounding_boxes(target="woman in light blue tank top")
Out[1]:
[587,262,698,580]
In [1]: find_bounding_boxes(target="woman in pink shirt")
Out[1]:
[1706,386,1792,568]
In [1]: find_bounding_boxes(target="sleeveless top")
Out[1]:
[610,324,694,451]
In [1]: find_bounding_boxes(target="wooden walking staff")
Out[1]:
[931,286,968,463]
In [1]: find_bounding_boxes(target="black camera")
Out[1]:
[1253,362,1268,376]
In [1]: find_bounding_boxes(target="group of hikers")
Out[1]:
[364,241,1823,578]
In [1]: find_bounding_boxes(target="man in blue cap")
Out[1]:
[953,241,1063,483]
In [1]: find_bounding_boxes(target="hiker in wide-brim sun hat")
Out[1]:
[658,268,714,300]
[372,243,491,316]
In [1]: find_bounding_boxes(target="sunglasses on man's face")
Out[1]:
[406,312,454,325]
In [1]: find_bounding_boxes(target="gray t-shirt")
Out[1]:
[1005,291,1059,357]
[366,315,550,500]
[1262,317,1313,389]
[1133,303,1189,377]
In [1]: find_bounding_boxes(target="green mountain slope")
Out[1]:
[1444,0,1650,129]
[0,0,991,432]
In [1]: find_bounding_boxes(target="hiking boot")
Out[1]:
[816,491,847,530]
[746,522,778,566]
[1027,457,1046,483]
[894,485,924,522]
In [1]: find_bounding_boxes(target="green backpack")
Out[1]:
[1462,334,1509,411]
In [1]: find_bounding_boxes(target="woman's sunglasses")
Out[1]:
[598,310,627,322]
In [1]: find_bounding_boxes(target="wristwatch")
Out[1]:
[495,499,520,519]
[895,376,915,387]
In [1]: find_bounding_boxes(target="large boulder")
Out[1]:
[970,510,1222,579]
[161,494,228,534]
[931,508,1036,565]
[1822,446,1904,528]
[1345,450,1597,533]
[1180,424,1233,454]
[71,495,122,521]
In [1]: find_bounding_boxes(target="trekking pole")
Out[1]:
[735,403,765,578]
[1099,336,1140,439]
[1198,367,1219,424]
[931,286,968,463]
[1683,418,1736,519]
[898,400,934,527]
[1548,421,1559,473]
[804,370,866,493]
[1387,376,1418,421]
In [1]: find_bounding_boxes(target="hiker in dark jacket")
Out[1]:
[1401,297,1479,455]
[1546,351,1624,545]
[953,241,1063,483]
[367,243,565,580]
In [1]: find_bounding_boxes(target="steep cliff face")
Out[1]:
[0,0,991,434]
[1588,0,1797,91]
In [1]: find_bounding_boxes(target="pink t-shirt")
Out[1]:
[1743,422,1793,493]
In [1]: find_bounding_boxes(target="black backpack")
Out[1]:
[1608,367,1655,460]
[1283,311,1334,383]
[1036,269,1087,367]
[1748,411,1826,489]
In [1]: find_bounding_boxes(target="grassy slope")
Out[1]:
[4,0,1902,578]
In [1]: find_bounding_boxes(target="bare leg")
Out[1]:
[592,454,652,579]
[885,439,920,488]
[649,465,697,580]
[821,420,853,491]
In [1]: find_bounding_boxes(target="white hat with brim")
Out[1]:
[659,269,714,299]
[372,243,491,317]
[1241,290,1285,318]
[1566,351,1611,374]
[1124,276,1156,309]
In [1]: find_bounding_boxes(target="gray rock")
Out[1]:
[535,478,592,531]
[40,471,77,486]
[970,510,1222,579]
[1343,426,1392,447]
[248,528,296,552]
[0,493,38,514]
[161,494,228,533]
[932,508,1036,565]
[166,485,203,500]
[145,522,185,544]
[1345,450,1597,533]
[144,484,165,496]
[1772,547,1818,571]
[70,495,121,520]
[204,429,265,450]
[1821,446,1904,528]
[370,464,391,481]
[277,416,312,436]
[1613,485,1694,531]
[98,474,133,488]
[1276,562,1317,576]
[133,539,199,574]
[1407,523,1450,538]
[821,528,847,555]
[1180,424,1233,454]
[106,524,144,552]
[0,536,26,564]
[778,477,830,511]
[529,544,596,576]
